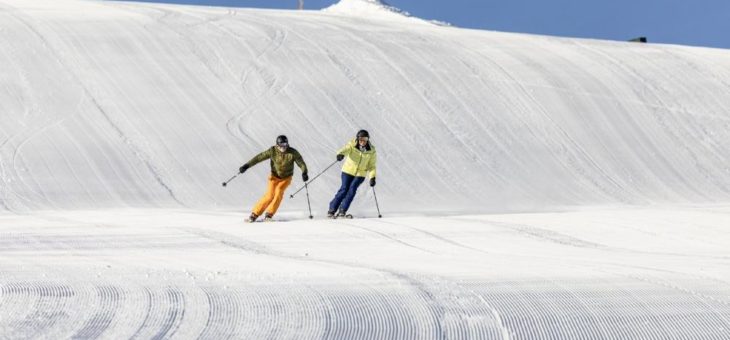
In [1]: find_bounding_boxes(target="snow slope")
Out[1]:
[1,206,729,339]
[2,1,730,339]
[1,0,730,213]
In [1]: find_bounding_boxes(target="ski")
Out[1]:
[328,214,354,219]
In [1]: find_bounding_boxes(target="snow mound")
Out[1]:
[323,0,413,21]
[2,0,730,213]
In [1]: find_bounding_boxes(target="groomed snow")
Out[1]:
[1,0,730,338]
[2,207,729,338]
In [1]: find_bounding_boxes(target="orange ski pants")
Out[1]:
[252,175,292,217]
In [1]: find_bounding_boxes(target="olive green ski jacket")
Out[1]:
[245,146,307,179]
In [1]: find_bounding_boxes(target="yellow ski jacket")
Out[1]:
[337,139,376,178]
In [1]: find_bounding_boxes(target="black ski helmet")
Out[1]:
[356,130,369,139]
[276,135,288,145]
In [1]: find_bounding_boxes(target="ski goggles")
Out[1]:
[277,142,289,148]
[357,137,369,142]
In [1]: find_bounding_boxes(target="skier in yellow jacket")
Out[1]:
[328,130,377,218]
[239,135,308,222]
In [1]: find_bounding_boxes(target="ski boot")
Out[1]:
[336,210,352,219]
[247,213,258,223]
[327,210,336,219]
[263,213,274,222]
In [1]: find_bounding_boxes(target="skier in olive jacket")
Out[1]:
[328,129,377,218]
[239,135,308,222]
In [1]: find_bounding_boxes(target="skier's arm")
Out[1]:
[245,148,273,168]
[367,151,377,179]
[294,150,308,174]
[336,140,353,157]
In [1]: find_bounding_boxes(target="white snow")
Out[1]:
[323,0,413,21]
[1,0,730,338]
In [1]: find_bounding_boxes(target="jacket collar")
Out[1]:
[353,139,371,152]
[273,145,291,154]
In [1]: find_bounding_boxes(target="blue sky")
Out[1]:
[120,0,730,49]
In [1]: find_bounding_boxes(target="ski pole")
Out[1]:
[290,159,339,198]
[304,182,313,219]
[221,173,240,187]
[372,186,382,218]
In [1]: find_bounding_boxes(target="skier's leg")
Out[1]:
[265,176,293,217]
[339,176,366,213]
[328,173,355,213]
[252,175,277,217]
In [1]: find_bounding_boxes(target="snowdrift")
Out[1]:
[2,0,730,213]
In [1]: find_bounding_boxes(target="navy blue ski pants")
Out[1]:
[329,172,366,213]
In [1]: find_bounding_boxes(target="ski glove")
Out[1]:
[302,172,309,182]
[239,164,249,174]
[370,177,376,187]
[336,154,345,161]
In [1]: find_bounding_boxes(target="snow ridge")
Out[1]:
[323,0,412,20]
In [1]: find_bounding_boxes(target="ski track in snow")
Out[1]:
[0,208,729,338]
[2,0,730,338]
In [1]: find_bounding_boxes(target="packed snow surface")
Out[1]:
[2,207,730,339]
[1,0,730,338]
